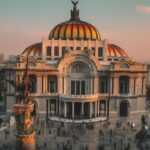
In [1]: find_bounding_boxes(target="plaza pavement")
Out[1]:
[0,117,143,150]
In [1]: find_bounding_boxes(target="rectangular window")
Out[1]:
[71,81,75,95]
[62,47,66,57]
[54,46,59,56]
[76,47,81,50]
[47,47,52,56]
[50,81,55,93]
[120,82,124,94]
[99,77,108,93]
[84,47,88,50]
[76,81,80,95]
[81,81,85,95]
[71,80,86,95]
[98,47,103,57]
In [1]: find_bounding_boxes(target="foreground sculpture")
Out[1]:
[0,57,36,150]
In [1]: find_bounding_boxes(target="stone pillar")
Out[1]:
[90,102,92,118]
[37,75,42,94]
[137,77,142,94]
[105,100,108,116]
[97,100,100,116]
[130,77,134,95]
[58,75,63,94]
[64,76,67,94]
[103,39,108,61]
[64,102,67,118]
[72,102,74,119]
[42,38,46,60]
[114,77,119,95]
[45,75,47,94]
[43,75,45,94]
[96,101,98,117]
[90,77,94,94]
[59,101,61,116]
[109,77,112,95]
[81,102,84,117]
[49,100,51,116]
[14,103,36,150]
[56,100,58,115]
[94,76,99,94]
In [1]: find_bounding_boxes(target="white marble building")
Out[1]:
[4,2,148,123]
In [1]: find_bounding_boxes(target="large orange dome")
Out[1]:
[49,1,101,41]
[49,20,101,41]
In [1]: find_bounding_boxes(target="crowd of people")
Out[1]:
[0,115,149,150]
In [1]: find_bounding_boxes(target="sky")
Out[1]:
[0,0,150,63]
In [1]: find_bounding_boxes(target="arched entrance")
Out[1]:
[120,101,128,117]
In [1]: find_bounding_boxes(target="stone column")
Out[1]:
[64,102,67,118]
[90,102,92,118]
[45,75,47,94]
[95,101,97,117]
[81,102,84,117]
[109,77,112,94]
[59,101,61,116]
[56,100,58,115]
[105,100,108,116]
[49,100,51,116]
[64,76,67,95]
[90,77,94,94]
[43,75,45,94]
[58,75,63,94]
[97,100,100,116]
[94,75,99,94]
[114,77,119,95]
[130,77,134,95]
[37,75,42,94]
[72,102,74,119]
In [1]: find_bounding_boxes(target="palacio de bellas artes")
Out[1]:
[0,0,150,150]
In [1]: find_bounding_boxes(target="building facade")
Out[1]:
[5,2,147,123]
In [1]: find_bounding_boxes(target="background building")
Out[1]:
[4,2,148,123]
[148,65,150,83]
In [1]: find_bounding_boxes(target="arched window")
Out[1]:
[47,46,52,56]
[99,76,108,93]
[29,75,37,93]
[119,76,129,94]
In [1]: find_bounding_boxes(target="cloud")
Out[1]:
[136,4,150,14]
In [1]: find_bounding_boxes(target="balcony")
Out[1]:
[59,94,99,102]
[29,93,59,97]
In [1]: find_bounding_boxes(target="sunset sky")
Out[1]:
[0,0,150,63]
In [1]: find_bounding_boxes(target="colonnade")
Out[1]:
[47,99,108,119]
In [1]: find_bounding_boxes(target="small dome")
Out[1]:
[107,44,128,58]
[22,43,42,57]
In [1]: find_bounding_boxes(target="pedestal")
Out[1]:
[13,102,36,150]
